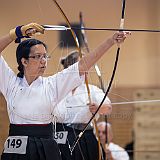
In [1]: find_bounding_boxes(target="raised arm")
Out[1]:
[78,31,130,76]
[0,23,44,55]
[0,34,13,56]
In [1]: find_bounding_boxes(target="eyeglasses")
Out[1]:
[28,54,51,61]
[98,130,106,134]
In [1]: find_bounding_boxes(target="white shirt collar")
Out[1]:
[21,76,43,87]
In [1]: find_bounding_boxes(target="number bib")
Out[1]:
[4,136,28,154]
[54,131,68,144]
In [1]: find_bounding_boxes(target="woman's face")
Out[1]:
[23,44,48,78]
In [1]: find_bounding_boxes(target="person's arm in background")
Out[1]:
[108,143,130,160]
[89,102,112,115]
[89,86,112,115]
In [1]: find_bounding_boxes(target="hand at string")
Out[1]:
[9,23,44,43]
[89,103,99,114]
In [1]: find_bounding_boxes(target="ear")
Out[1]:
[21,58,29,67]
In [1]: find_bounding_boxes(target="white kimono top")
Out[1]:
[108,142,129,160]
[0,56,84,124]
[54,84,111,123]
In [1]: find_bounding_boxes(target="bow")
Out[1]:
[105,1,126,159]
[79,12,105,93]
[80,13,109,149]
[52,0,82,57]
[52,0,101,158]
[70,0,126,153]
[79,11,106,160]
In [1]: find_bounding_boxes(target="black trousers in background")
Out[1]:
[1,123,62,160]
[56,123,99,160]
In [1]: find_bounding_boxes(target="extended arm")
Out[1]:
[78,31,130,76]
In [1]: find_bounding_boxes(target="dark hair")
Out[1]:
[16,39,47,78]
[61,51,79,69]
